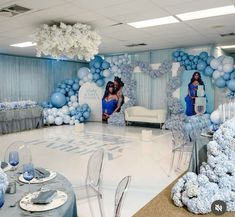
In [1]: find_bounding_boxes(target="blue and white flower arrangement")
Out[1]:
[0,100,37,111]
[172,118,235,214]
[0,167,8,194]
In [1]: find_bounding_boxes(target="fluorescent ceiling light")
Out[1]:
[127,16,179,28]
[10,41,36,47]
[176,5,235,21]
[219,45,235,49]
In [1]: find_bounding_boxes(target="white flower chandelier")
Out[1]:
[33,22,101,61]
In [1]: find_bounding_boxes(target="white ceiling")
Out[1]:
[0,0,235,57]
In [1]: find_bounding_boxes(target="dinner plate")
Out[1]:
[1,162,12,172]
[19,190,67,212]
[19,169,57,184]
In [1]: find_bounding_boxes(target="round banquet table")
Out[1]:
[0,171,77,217]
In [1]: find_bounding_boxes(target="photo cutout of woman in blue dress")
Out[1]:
[185,72,206,116]
[102,77,124,122]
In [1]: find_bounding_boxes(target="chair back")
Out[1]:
[114,176,131,217]
[86,149,104,187]
[171,122,189,148]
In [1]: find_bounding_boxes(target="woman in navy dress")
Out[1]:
[185,72,204,116]
[102,81,118,122]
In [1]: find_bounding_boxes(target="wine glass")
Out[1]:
[0,189,4,208]
[9,151,19,171]
[23,163,35,194]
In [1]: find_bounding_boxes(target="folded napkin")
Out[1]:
[34,168,50,180]
[1,162,8,169]
[31,190,57,204]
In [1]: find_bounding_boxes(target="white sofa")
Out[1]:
[124,106,167,127]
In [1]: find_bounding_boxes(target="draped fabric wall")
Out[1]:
[129,45,215,110]
[0,54,87,102]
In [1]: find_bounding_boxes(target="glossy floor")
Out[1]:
[0,123,187,217]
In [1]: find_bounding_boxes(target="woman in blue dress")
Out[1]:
[102,81,118,122]
[185,72,204,116]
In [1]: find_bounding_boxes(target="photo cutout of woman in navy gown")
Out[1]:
[185,72,205,116]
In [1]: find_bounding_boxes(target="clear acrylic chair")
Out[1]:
[168,122,193,176]
[114,176,131,217]
[75,149,105,216]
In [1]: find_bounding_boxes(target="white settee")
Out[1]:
[124,106,167,127]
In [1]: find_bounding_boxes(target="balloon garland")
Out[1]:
[172,50,235,97]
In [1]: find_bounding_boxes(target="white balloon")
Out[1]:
[47,115,55,124]
[220,71,225,76]
[43,110,48,117]
[69,120,75,125]
[212,70,221,80]
[70,95,77,102]
[63,115,70,124]
[52,108,58,113]
[68,102,72,107]
[88,73,93,80]
[218,55,225,62]
[61,106,69,115]
[47,109,52,115]
[72,102,79,108]
[103,69,111,77]
[223,63,234,73]
[69,106,75,112]
[74,120,80,124]
[210,59,220,69]
[79,80,84,86]
[222,56,234,65]
[77,67,90,79]
[71,116,76,121]
[217,65,223,72]
[210,110,221,124]
[55,117,63,125]
[83,76,89,82]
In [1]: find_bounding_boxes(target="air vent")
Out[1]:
[0,4,31,17]
[220,32,235,37]
[125,43,147,47]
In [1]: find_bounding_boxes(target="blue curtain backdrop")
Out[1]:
[0,54,87,102]
[129,45,215,110]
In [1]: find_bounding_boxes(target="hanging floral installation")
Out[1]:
[33,22,101,61]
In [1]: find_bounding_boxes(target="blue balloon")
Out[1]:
[96,79,105,87]
[193,56,199,63]
[72,83,79,91]
[76,107,82,112]
[93,73,100,81]
[83,111,90,119]
[227,79,235,91]
[173,51,180,58]
[197,61,207,71]
[177,57,182,62]
[48,103,53,108]
[189,55,194,61]
[186,65,192,70]
[65,88,69,92]
[51,92,66,108]
[192,64,196,70]
[60,89,66,94]
[66,97,70,102]
[182,55,188,61]
[184,59,190,65]
[68,90,75,96]
[79,117,85,122]
[90,67,96,74]
[215,77,226,88]
[101,61,110,69]
[74,78,79,83]
[207,56,214,65]
[223,73,231,81]
[68,80,74,85]
[61,84,66,89]
[204,66,214,77]
[96,68,101,73]
[94,61,101,69]
[82,103,89,110]
[180,51,184,56]
[230,72,235,79]
[174,57,178,62]
[70,110,76,116]
[199,52,208,59]
[94,55,103,63]
[89,59,96,68]
[41,101,48,108]
[180,61,184,66]
[56,88,61,92]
